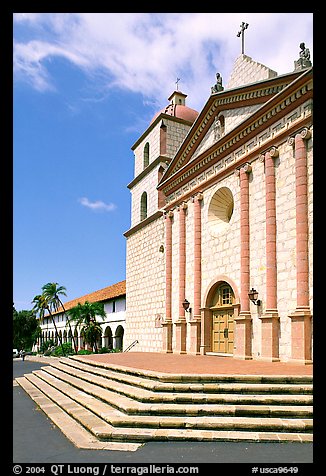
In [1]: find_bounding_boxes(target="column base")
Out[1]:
[234,312,252,360]
[289,307,312,363]
[259,310,280,361]
[188,319,201,355]
[200,345,208,355]
[161,320,173,353]
[257,356,281,363]
[174,319,187,354]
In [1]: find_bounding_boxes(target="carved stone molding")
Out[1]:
[178,202,188,211]
[191,192,203,203]
[242,163,252,173]
[288,127,311,147]
[299,127,312,140]
[259,146,279,161]
[287,136,295,148]
[164,210,174,219]
[268,146,279,158]
[235,162,252,175]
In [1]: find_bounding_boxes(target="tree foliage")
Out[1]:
[13,306,41,351]
[67,301,106,353]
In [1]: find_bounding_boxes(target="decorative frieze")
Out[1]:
[164,100,312,207]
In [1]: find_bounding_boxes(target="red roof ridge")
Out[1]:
[43,280,126,316]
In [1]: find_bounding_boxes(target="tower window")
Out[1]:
[140,192,148,221]
[143,142,149,168]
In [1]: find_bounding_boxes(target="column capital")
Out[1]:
[178,201,188,211]
[298,127,312,140]
[235,162,252,176]
[288,127,312,146]
[261,146,279,159]
[164,210,174,219]
[191,192,203,203]
[287,136,295,148]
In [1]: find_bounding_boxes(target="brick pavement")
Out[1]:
[75,352,313,376]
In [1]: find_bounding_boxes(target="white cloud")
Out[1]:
[78,197,117,212]
[13,13,313,110]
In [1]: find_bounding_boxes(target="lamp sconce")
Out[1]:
[248,288,261,306]
[182,299,192,314]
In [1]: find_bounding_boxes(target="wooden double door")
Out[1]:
[212,309,234,354]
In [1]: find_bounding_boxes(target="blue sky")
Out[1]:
[13,12,313,310]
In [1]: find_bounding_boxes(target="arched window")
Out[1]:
[140,192,148,221]
[115,325,124,351]
[143,142,149,168]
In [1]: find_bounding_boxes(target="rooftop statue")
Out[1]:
[294,42,312,70]
[211,72,224,94]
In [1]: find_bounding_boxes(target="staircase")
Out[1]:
[15,356,313,449]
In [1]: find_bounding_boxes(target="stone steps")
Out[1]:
[15,356,313,446]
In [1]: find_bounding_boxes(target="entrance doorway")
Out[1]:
[212,309,234,353]
[210,283,235,354]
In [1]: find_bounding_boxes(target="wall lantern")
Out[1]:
[248,288,261,306]
[182,299,192,313]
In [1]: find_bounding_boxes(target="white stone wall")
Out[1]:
[130,118,194,228]
[165,119,193,158]
[134,123,161,177]
[227,54,277,89]
[166,133,313,360]
[130,164,161,228]
[125,216,165,352]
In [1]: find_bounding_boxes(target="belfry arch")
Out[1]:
[201,276,240,355]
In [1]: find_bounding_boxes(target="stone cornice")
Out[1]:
[127,156,171,189]
[159,68,312,192]
[162,111,312,211]
[124,210,164,238]
[159,70,312,200]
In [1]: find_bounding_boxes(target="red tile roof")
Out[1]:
[44,280,126,316]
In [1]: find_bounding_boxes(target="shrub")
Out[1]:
[77,349,93,355]
[99,346,111,353]
[52,342,74,356]
[40,339,55,354]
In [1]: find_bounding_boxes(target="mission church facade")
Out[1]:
[124,48,313,364]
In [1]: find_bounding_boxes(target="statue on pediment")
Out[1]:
[211,72,224,94]
[294,43,312,70]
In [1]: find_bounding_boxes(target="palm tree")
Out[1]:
[32,294,65,356]
[42,282,78,354]
[67,301,106,353]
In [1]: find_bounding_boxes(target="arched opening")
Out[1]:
[208,187,234,237]
[115,325,124,351]
[210,283,235,354]
[203,277,240,355]
[104,326,113,350]
[143,142,149,168]
[140,192,148,221]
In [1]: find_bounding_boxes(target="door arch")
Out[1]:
[202,276,240,355]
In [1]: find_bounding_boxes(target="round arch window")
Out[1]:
[208,187,234,236]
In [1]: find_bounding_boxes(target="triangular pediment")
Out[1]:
[159,69,307,188]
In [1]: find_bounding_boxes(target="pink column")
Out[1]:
[260,147,280,361]
[162,211,173,352]
[175,202,187,354]
[234,164,252,360]
[289,129,312,364]
[193,194,203,318]
[189,193,203,355]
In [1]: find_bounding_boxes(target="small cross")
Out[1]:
[237,22,249,55]
[175,77,181,90]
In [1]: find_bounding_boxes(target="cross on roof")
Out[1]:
[175,78,181,90]
[237,22,249,55]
